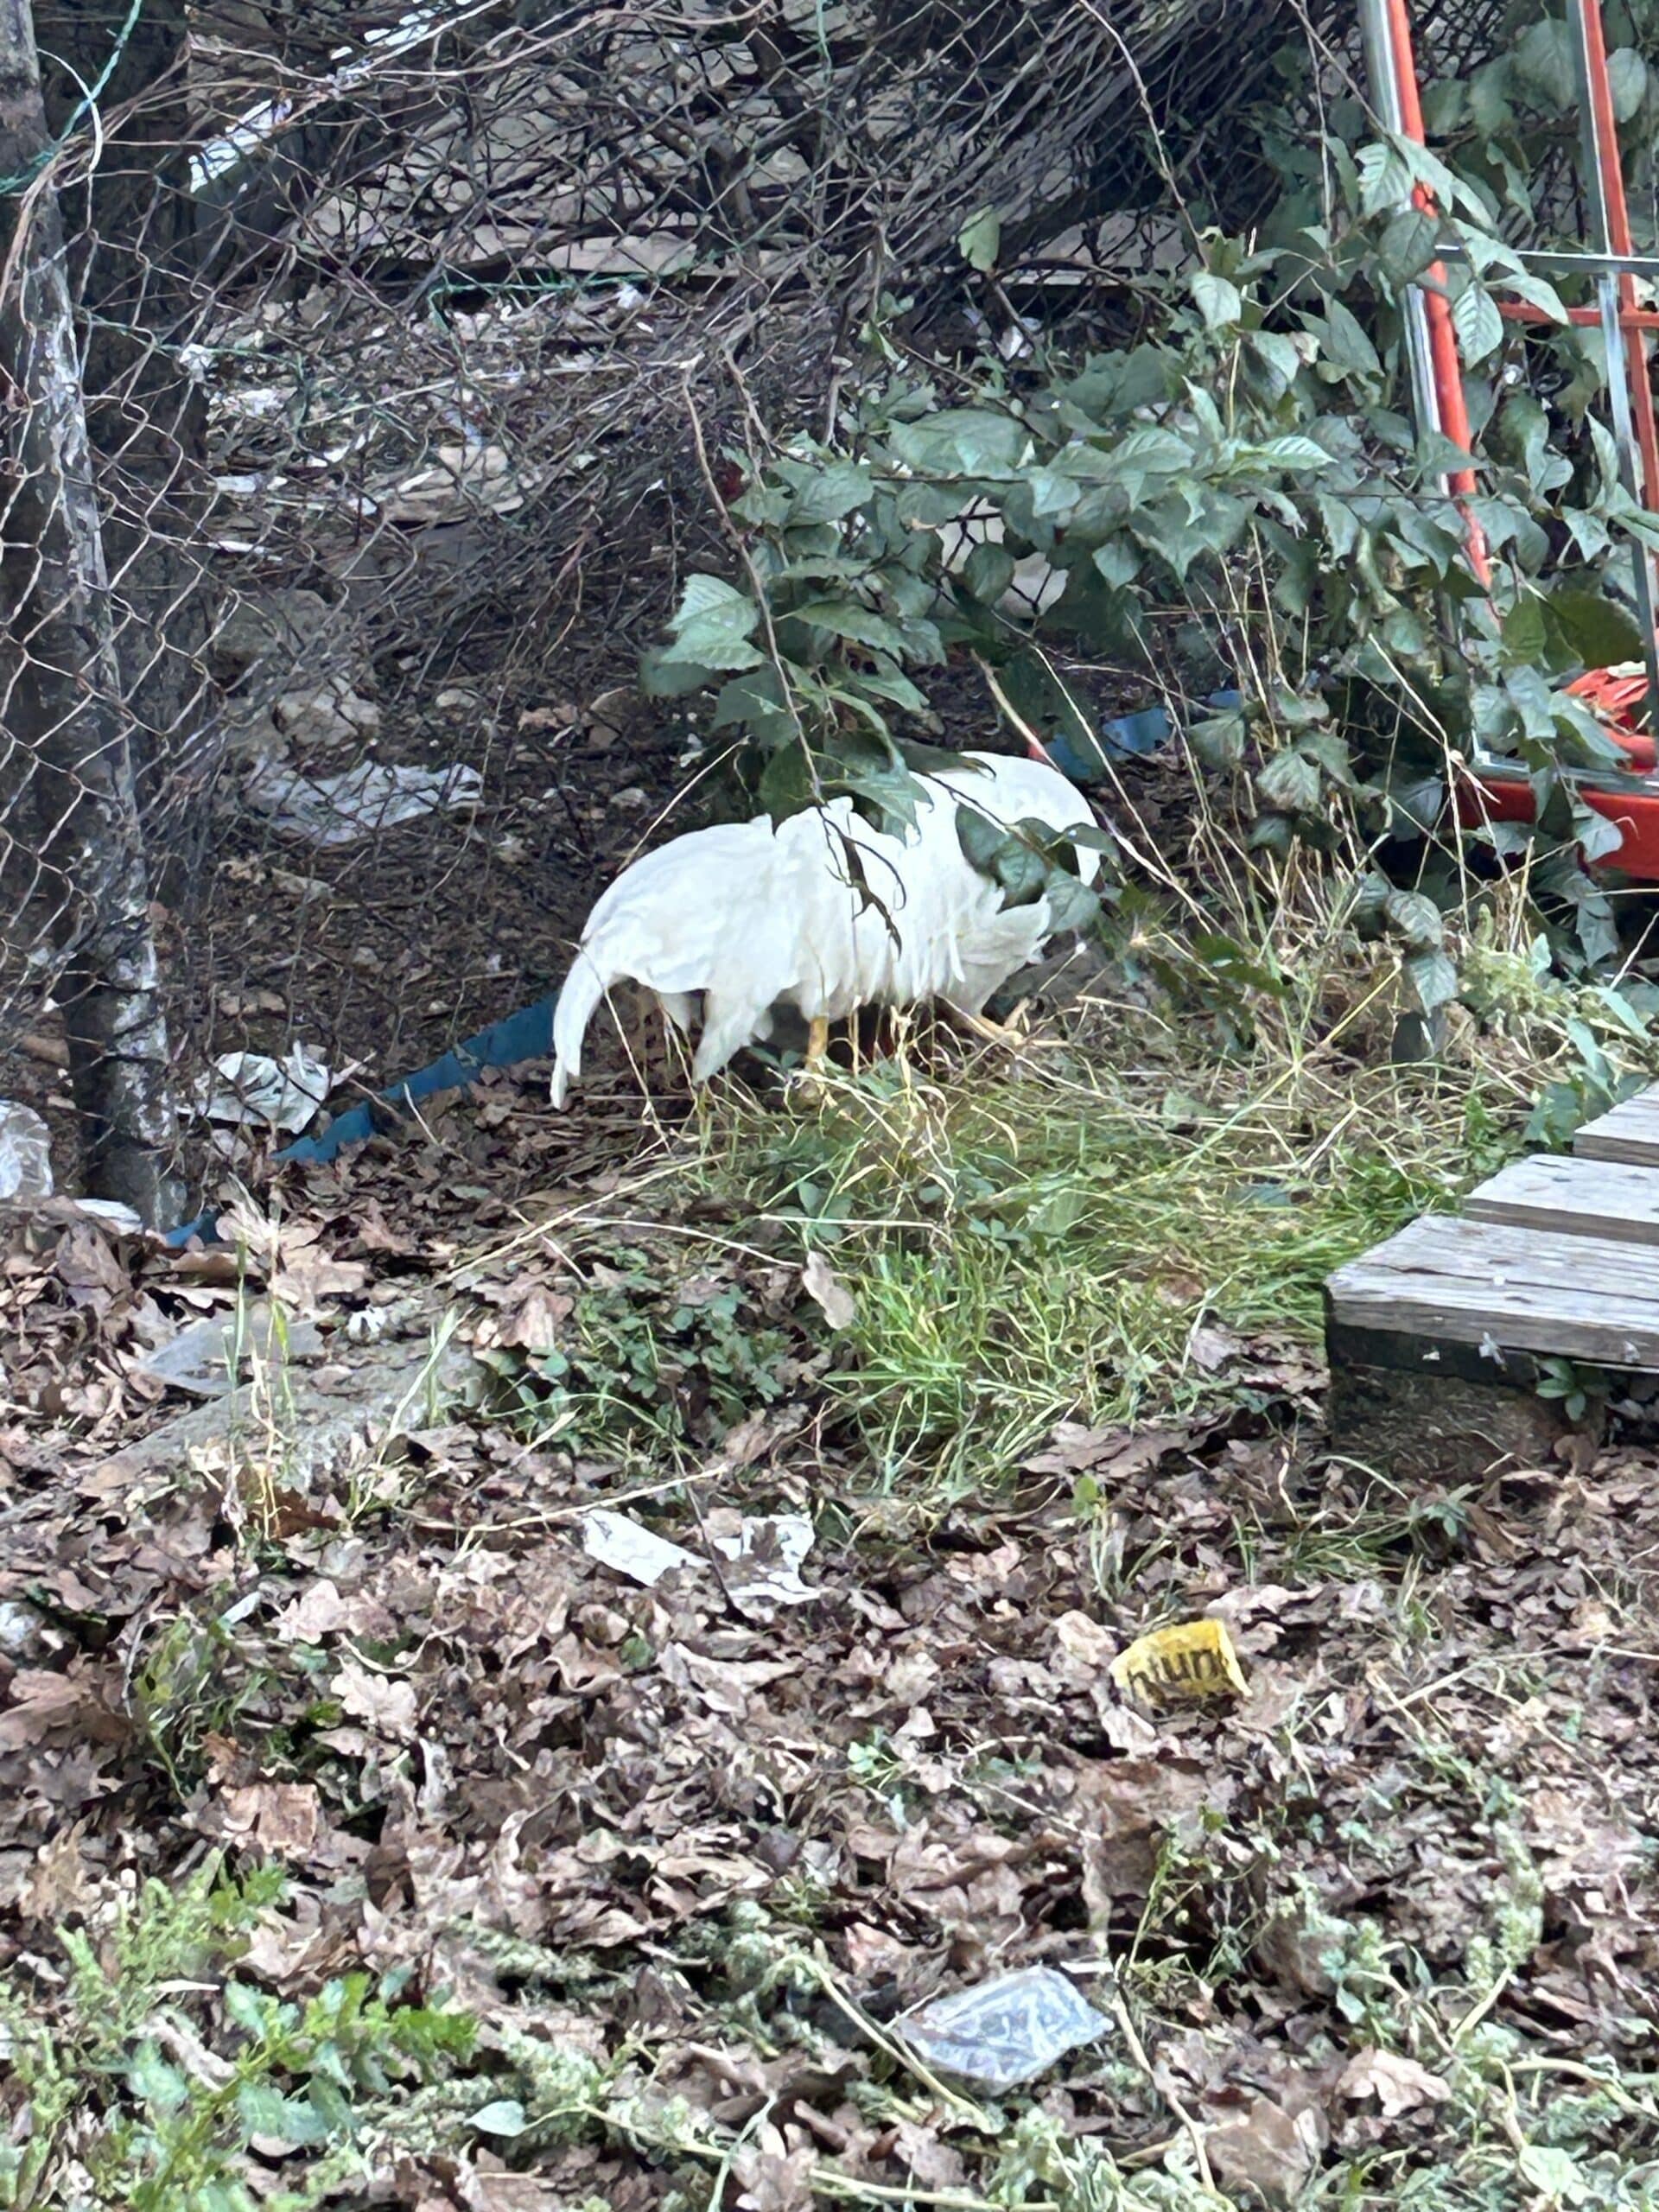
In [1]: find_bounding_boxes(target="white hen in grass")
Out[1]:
[550,750,1102,1107]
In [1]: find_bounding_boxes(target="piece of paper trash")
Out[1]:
[578,1508,816,1607]
[245,760,484,847]
[579,1510,702,1586]
[195,1045,332,1134]
[1109,1617,1248,1713]
[894,1966,1110,2089]
[708,1512,815,1608]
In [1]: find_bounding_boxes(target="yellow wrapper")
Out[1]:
[1109,1618,1248,1712]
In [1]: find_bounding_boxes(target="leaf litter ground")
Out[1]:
[3,1032,1659,2210]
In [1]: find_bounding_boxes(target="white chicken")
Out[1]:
[550,750,1101,1107]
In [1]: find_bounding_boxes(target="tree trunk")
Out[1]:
[36,0,213,838]
[0,0,183,1225]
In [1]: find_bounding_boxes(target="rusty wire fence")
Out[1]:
[0,0,1506,1223]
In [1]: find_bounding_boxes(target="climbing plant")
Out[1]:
[643,14,1659,1007]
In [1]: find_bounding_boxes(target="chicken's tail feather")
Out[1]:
[550,946,614,1108]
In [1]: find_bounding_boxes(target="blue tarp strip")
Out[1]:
[162,989,561,1247]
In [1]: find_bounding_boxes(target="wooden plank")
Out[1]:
[1575,1086,1659,1166]
[1327,1214,1659,1367]
[1465,1153,1659,1245]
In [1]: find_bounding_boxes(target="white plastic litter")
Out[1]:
[75,1199,145,1233]
[579,1507,817,1606]
[196,1045,332,1134]
[245,760,483,846]
[0,1101,54,1201]
[893,1967,1111,2089]
[580,1510,702,1586]
[709,1513,816,1609]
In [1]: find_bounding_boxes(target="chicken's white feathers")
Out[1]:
[550,750,1100,1104]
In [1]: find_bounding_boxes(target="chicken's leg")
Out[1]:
[805,1015,830,1070]
[942,1001,1026,1052]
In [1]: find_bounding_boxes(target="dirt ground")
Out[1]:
[3,1033,1658,2209]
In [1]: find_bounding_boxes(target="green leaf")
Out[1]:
[668,574,766,671]
[1469,58,1516,136]
[791,599,912,657]
[1318,296,1382,379]
[1382,887,1444,950]
[1247,328,1304,396]
[1548,587,1645,671]
[889,409,1032,478]
[470,2099,529,2138]
[1515,19,1574,105]
[1501,595,1548,666]
[1191,270,1243,330]
[640,650,726,696]
[1609,48,1648,122]
[1188,711,1246,770]
[1357,140,1414,214]
[956,802,1006,873]
[1503,270,1567,321]
[1191,931,1288,995]
[958,207,1001,271]
[788,462,875,524]
[1045,873,1103,933]
[857,664,931,714]
[238,2082,334,2146]
[1092,537,1141,588]
[1255,747,1321,813]
[1376,209,1440,284]
[129,2044,189,2112]
[1451,283,1505,365]
[963,541,1017,605]
[759,741,819,822]
[1249,435,1332,471]
[1027,467,1082,518]
[1407,949,1459,1014]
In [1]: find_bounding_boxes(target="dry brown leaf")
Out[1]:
[331,1656,418,1741]
[1336,2048,1452,2118]
[1052,1609,1116,1669]
[219,1781,323,1859]
[1205,2095,1320,2209]
[800,1251,855,1331]
[1020,1421,1193,1478]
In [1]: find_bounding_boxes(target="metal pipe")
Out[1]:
[1359,0,1443,460]
[1379,0,1492,584]
[1567,0,1659,725]
[1500,301,1659,331]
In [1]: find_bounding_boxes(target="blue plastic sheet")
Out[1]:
[1045,688,1243,781]
[163,989,561,1247]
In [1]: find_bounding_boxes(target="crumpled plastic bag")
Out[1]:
[893,1967,1110,2088]
[195,1045,332,1134]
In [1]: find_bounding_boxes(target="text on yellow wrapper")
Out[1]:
[1109,1617,1249,1712]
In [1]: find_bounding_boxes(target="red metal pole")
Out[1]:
[1384,0,1492,586]
[1575,0,1659,514]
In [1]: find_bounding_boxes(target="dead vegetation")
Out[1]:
[4,998,1659,2209]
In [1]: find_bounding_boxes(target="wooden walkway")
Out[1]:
[1325,1087,1659,1474]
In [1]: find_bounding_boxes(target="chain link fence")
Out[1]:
[0,0,1509,1222]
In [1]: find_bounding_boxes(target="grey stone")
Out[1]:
[273,678,382,757]
[89,1300,480,1495]
[210,587,334,683]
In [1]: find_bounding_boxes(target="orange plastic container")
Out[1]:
[1459,666,1659,875]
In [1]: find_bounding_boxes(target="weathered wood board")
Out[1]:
[1464,1152,1659,1247]
[1574,1088,1659,1167]
[1324,1103,1659,1476]
[1326,1213,1659,1368]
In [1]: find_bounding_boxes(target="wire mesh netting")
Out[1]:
[0,0,1507,1222]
